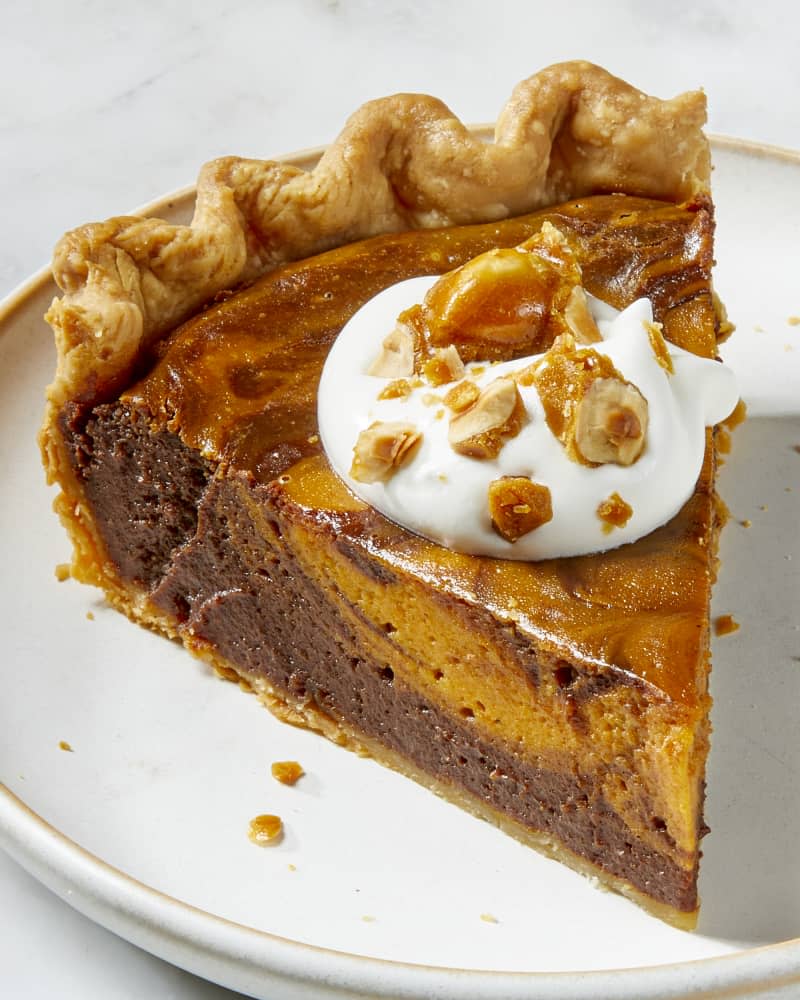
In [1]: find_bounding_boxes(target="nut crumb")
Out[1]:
[422,345,465,386]
[55,563,71,582]
[564,285,601,344]
[58,740,73,752]
[443,379,480,414]
[287,863,297,872]
[597,492,633,533]
[248,814,283,845]
[644,320,674,374]
[480,913,499,924]
[488,477,553,542]
[307,434,319,445]
[739,518,752,528]
[271,760,304,785]
[377,378,413,400]
[713,614,740,637]
[86,611,95,621]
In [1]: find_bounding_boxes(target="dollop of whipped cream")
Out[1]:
[318,277,738,559]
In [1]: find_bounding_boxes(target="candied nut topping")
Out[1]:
[248,814,284,845]
[417,223,583,364]
[422,345,466,386]
[368,322,415,377]
[645,320,674,374]
[443,379,480,414]
[488,476,553,542]
[529,336,648,466]
[597,491,634,532]
[351,421,422,482]
[563,286,602,344]
[377,378,413,400]
[271,760,305,785]
[448,377,526,459]
[575,377,648,466]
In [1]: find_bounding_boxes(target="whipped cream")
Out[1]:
[318,277,738,559]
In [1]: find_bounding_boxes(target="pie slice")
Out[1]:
[40,63,731,927]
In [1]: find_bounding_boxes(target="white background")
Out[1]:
[2,1,799,997]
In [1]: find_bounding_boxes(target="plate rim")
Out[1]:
[2,132,799,999]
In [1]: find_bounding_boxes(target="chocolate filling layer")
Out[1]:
[162,473,698,912]
[63,400,696,911]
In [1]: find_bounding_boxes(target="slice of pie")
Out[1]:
[40,63,732,928]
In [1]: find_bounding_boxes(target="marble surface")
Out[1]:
[2,1,798,997]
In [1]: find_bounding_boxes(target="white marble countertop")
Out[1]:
[2,1,799,997]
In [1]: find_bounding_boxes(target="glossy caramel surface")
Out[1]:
[125,195,720,704]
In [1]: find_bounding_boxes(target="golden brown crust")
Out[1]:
[42,61,708,417]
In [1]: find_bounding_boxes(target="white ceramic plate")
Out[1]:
[1,137,799,1000]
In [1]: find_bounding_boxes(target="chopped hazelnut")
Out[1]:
[488,477,553,541]
[443,379,480,413]
[448,377,526,459]
[563,286,601,344]
[351,421,422,482]
[368,322,415,377]
[422,345,466,386]
[575,377,648,466]
[596,492,634,532]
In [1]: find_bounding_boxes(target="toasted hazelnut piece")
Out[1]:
[596,491,634,533]
[564,286,601,344]
[448,377,526,459]
[644,320,674,374]
[351,421,422,482]
[368,322,415,377]
[443,379,480,413]
[422,345,466,386]
[488,477,553,542]
[575,377,648,466]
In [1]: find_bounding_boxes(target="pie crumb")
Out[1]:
[788,316,800,326]
[55,563,71,582]
[713,614,740,637]
[739,518,752,528]
[248,814,283,845]
[58,740,73,752]
[287,863,297,872]
[480,912,499,924]
[361,915,376,923]
[271,760,304,785]
[86,611,95,621]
